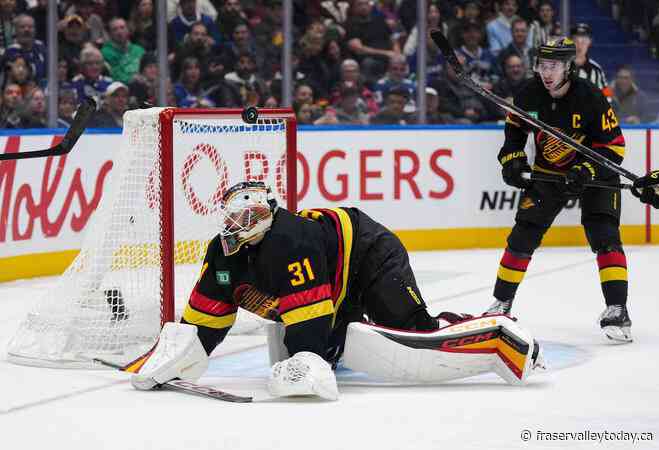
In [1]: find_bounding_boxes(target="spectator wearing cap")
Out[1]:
[16,86,47,128]
[425,87,458,124]
[334,82,370,125]
[371,84,415,125]
[129,0,157,52]
[0,82,23,128]
[58,15,88,72]
[373,54,416,111]
[530,1,561,47]
[71,46,114,103]
[88,81,130,128]
[570,22,611,99]
[486,0,533,57]
[0,0,17,52]
[456,20,499,90]
[497,17,534,78]
[67,0,108,46]
[611,66,653,124]
[345,0,401,83]
[101,17,145,85]
[168,0,221,52]
[3,14,46,83]
[174,56,215,108]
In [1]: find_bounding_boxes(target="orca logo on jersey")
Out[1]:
[536,129,585,167]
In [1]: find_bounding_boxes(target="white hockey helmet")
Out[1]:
[218,181,278,256]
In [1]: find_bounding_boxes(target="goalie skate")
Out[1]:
[599,305,632,343]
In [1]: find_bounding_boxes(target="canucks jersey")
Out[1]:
[500,77,625,177]
[181,207,381,359]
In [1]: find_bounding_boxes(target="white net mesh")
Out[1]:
[7,108,293,368]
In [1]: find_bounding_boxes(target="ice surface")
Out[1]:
[1,247,658,449]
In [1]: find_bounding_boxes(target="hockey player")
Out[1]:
[129,181,543,400]
[632,170,659,209]
[487,37,632,343]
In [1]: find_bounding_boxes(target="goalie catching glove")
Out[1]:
[130,322,209,390]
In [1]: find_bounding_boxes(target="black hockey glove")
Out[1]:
[632,171,659,208]
[565,162,596,195]
[500,151,531,189]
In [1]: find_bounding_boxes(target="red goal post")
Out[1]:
[158,108,298,326]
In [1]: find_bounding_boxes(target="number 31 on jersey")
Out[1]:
[288,258,315,286]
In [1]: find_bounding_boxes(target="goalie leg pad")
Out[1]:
[131,322,208,391]
[267,351,339,401]
[342,316,539,385]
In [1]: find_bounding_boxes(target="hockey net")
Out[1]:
[7,107,297,368]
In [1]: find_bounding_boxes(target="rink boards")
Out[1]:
[0,125,657,281]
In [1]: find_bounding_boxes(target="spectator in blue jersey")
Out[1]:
[71,46,114,103]
[373,54,416,112]
[497,18,534,78]
[174,56,214,108]
[169,0,221,52]
[486,0,532,56]
[88,81,130,128]
[4,14,46,82]
[456,20,499,90]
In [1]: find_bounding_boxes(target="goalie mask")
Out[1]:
[218,181,278,256]
[534,37,576,92]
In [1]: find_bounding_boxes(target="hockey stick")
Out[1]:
[428,30,639,182]
[522,172,633,190]
[0,97,97,161]
[93,358,253,403]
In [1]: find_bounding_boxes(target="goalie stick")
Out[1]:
[93,358,253,403]
[428,30,639,183]
[0,97,97,161]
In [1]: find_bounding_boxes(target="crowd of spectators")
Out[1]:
[0,0,654,129]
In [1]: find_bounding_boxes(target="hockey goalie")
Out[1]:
[129,182,544,400]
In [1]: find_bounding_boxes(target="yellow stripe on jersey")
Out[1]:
[532,165,565,176]
[182,305,237,329]
[281,299,334,326]
[329,208,353,326]
[497,266,526,283]
[599,266,628,283]
[606,145,625,158]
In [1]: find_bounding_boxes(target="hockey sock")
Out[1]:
[493,248,532,301]
[597,250,628,306]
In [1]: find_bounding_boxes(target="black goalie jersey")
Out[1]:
[500,77,625,177]
[181,207,389,359]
